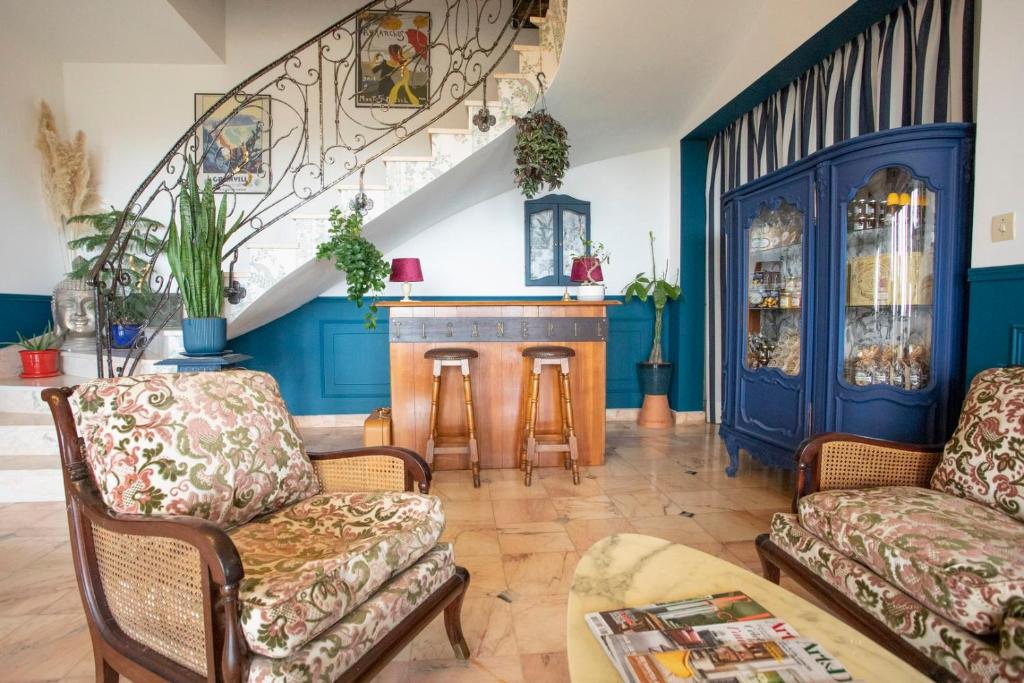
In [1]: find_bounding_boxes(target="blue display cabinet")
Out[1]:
[720,124,973,474]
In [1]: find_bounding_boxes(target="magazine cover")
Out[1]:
[590,592,774,635]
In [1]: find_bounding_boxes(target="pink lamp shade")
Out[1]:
[390,258,424,282]
[570,256,604,283]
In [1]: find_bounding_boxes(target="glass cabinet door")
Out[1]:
[745,200,804,376]
[561,208,587,280]
[843,168,935,390]
[528,208,556,283]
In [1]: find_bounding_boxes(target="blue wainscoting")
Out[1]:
[232,295,664,415]
[965,265,1024,382]
[0,293,53,346]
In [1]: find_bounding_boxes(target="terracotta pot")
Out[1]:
[19,349,61,379]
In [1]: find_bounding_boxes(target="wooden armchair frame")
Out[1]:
[43,386,470,683]
[754,431,950,680]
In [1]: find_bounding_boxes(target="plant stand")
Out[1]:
[638,395,673,428]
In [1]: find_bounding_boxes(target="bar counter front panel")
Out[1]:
[381,301,616,470]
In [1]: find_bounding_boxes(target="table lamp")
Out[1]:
[390,257,424,301]
[570,256,605,301]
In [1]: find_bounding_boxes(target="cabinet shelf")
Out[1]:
[748,306,801,311]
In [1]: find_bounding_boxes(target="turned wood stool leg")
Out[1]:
[461,359,481,488]
[524,359,542,486]
[561,357,580,485]
[425,360,442,467]
[558,365,571,470]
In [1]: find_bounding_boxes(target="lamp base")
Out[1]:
[562,287,571,301]
[401,282,414,302]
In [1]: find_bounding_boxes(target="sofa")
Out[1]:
[757,366,1024,683]
[43,370,470,682]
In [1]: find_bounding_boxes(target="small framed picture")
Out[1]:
[355,11,431,108]
[194,93,271,194]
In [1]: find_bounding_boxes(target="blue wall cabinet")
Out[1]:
[524,194,590,286]
[721,124,972,473]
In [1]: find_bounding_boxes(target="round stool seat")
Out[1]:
[522,345,575,359]
[424,347,479,361]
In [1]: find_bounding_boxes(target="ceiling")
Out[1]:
[0,0,225,64]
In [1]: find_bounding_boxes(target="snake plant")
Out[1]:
[166,161,244,319]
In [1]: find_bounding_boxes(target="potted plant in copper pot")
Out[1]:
[623,231,681,428]
[11,322,63,378]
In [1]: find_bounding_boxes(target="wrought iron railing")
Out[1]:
[91,0,544,376]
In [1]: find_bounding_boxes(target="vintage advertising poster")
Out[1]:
[194,93,271,194]
[356,11,431,108]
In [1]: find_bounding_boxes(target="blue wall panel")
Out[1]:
[965,266,1024,382]
[233,295,660,415]
[0,294,53,346]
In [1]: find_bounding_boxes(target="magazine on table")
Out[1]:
[585,591,856,683]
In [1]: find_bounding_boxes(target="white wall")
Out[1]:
[336,147,673,298]
[0,30,70,294]
[971,0,1024,268]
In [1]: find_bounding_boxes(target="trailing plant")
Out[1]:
[570,233,610,284]
[15,322,62,351]
[623,231,681,364]
[167,160,244,319]
[315,207,391,329]
[512,110,570,199]
[67,208,164,324]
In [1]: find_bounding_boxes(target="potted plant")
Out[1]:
[316,206,392,329]
[570,236,610,301]
[512,109,570,199]
[167,160,244,354]
[66,208,164,349]
[12,323,63,378]
[623,231,681,428]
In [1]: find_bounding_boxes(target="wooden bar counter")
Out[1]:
[380,300,618,470]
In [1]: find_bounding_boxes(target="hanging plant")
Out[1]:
[513,109,570,199]
[316,206,391,329]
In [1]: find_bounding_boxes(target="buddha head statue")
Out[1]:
[52,276,96,350]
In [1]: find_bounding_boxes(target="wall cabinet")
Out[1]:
[524,194,590,286]
[721,124,972,473]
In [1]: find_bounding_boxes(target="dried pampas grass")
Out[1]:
[35,100,98,249]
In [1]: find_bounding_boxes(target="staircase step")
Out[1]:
[0,467,63,502]
[0,453,59,470]
[0,419,58,456]
[0,375,89,414]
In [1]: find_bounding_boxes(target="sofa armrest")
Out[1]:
[308,446,431,494]
[794,432,943,510]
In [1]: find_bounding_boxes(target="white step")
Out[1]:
[0,467,63,502]
[0,413,57,456]
[0,375,89,414]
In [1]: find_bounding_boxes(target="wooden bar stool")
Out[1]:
[425,347,481,487]
[519,346,580,486]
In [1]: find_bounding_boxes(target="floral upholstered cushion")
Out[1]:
[71,371,318,529]
[247,543,455,682]
[798,486,1024,635]
[770,513,1015,683]
[931,366,1024,522]
[230,491,445,658]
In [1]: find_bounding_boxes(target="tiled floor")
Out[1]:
[0,421,807,682]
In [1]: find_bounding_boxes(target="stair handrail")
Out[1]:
[90,0,546,377]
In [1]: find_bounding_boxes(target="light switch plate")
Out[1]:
[992,212,1016,242]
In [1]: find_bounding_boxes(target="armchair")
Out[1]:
[43,370,470,683]
[757,367,1024,682]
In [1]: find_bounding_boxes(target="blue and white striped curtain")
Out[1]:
[704,0,974,423]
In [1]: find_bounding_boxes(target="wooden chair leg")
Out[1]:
[444,570,471,659]
[461,360,480,488]
[95,652,119,683]
[757,539,782,584]
[524,361,541,486]
[425,361,442,467]
[561,358,580,485]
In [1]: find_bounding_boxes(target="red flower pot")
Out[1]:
[19,349,61,379]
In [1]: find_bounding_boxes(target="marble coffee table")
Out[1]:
[566,533,926,682]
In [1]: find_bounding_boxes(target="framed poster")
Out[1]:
[356,11,431,108]
[194,93,271,194]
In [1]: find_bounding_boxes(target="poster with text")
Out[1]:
[356,11,431,108]
[194,93,271,194]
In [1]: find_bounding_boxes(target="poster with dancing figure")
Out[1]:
[194,93,271,194]
[356,11,431,108]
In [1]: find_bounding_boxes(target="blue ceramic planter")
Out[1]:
[110,323,142,349]
[638,362,673,396]
[182,317,227,354]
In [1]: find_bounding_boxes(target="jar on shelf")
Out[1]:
[853,345,879,386]
[874,347,893,385]
[906,344,929,390]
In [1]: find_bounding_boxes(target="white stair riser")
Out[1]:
[0,469,64,502]
[0,388,51,415]
[61,351,171,379]
[0,425,58,456]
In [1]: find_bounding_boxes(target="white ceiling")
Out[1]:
[0,0,225,64]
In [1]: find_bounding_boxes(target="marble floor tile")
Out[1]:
[444,499,497,525]
[497,522,576,554]
[510,594,569,654]
[609,492,684,518]
[502,551,579,597]
[550,495,621,520]
[694,510,771,543]
[442,522,502,557]
[519,651,571,683]
[628,514,719,546]
[493,498,560,527]
[487,479,549,500]
[563,517,636,553]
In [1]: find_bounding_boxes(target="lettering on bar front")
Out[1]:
[389,317,608,342]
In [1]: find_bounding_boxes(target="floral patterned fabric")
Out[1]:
[798,486,1024,635]
[70,371,319,529]
[230,491,445,658]
[770,513,1022,682]
[932,366,1024,522]
[247,543,455,682]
